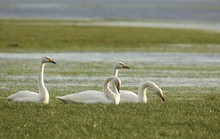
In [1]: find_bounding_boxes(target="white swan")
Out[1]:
[111,61,136,100]
[6,56,56,103]
[111,62,164,103]
[56,76,121,105]
[120,81,165,103]
[111,61,129,91]
[112,62,130,77]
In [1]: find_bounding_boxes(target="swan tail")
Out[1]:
[6,93,19,101]
[56,96,71,104]
[6,96,12,101]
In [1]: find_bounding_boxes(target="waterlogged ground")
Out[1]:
[0,52,220,101]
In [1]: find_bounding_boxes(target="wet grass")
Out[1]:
[1,19,220,53]
[1,58,220,138]
[0,19,220,138]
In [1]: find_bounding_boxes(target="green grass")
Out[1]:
[1,19,220,53]
[0,19,220,138]
[0,99,220,139]
[1,59,220,139]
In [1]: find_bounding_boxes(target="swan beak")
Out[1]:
[117,84,120,93]
[49,59,56,64]
[125,65,130,69]
[123,64,130,69]
[159,94,165,102]
[161,96,165,102]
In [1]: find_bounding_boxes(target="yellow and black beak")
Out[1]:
[161,96,165,102]
[159,94,165,102]
[48,58,56,64]
[117,84,120,93]
[123,64,130,69]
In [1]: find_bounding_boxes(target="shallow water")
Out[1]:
[1,52,220,65]
[1,0,220,32]
[0,0,220,22]
[0,52,220,90]
[75,21,220,32]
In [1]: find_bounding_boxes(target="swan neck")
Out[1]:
[103,77,120,105]
[113,68,118,77]
[138,85,147,103]
[38,62,49,103]
[38,63,45,87]
[103,79,111,97]
[111,68,119,94]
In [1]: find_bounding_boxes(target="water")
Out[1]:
[0,52,220,65]
[0,0,220,22]
[1,52,220,89]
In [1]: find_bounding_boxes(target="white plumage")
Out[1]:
[56,76,121,105]
[6,56,56,103]
[120,81,165,103]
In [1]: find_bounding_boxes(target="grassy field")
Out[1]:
[0,19,220,139]
[0,19,220,53]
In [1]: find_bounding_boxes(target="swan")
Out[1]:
[111,62,164,103]
[112,62,130,77]
[111,61,129,91]
[120,81,165,103]
[6,56,56,103]
[56,76,121,105]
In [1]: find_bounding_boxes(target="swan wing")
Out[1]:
[120,90,139,103]
[6,90,40,102]
[57,90,111,104]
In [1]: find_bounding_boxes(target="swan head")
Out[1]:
[115,62,130,69]
[42,56,56,64]
[156,89,165,102]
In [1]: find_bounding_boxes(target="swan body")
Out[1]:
[57,76,121,105]
[6,56,56,104]
[120,91,139,103]
[6,91,41,102]
[120,81,165,103]
[56,90,111,104]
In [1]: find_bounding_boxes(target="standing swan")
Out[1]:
[56,76,121,105]
[6,56,56,103]
[120,81,165,103]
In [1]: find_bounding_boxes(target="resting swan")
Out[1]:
[111,62,164,103]
[6,56,56,103]
[56,76,121,105]
[111,61,129,92]
[120,81,165,103]
[112,62,130,77]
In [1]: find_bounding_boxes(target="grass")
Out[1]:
[1,95,220,139]
[0,19,220,138]
[0,99,220,139]
[0,19,220,53]
[1,59,220,139]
